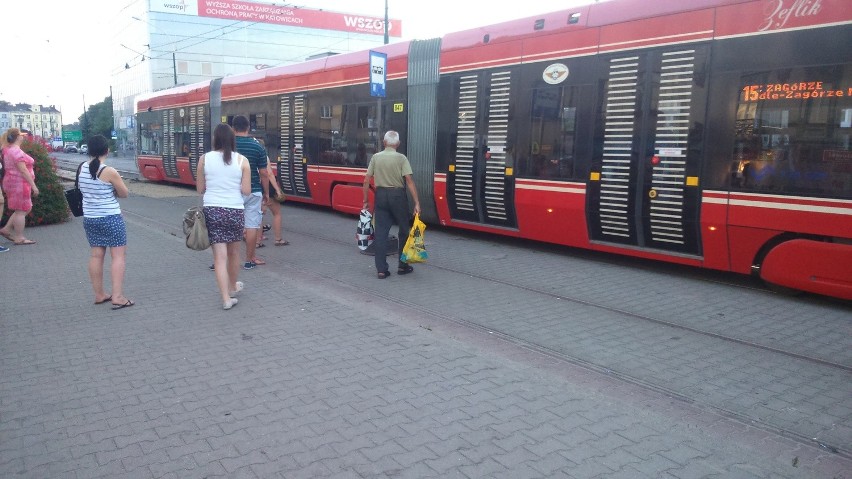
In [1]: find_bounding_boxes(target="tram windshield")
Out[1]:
[732,65,852,198]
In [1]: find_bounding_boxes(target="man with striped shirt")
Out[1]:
[233,115,269,270]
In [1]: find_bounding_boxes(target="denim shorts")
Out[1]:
[243,192,263,229]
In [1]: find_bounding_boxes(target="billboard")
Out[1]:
[149,0,402,37]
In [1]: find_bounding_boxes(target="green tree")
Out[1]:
[79,96,114,146]
[1,136,70,227]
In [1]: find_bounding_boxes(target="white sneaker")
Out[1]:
[223,298,238,310]
[230,281,244,297]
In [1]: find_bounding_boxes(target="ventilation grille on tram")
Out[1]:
[454,75,478,213]
[293,94,307,195]
[600,56,639,239]
[485,71,510,222]
[650,50,695,245]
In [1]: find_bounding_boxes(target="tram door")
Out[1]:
[161,109,178,180]
[278,94,311,198]
[446,70,517,228]
[588,46,708,255]
[187,105,206,180]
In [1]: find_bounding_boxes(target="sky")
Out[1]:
[4,0,597,123]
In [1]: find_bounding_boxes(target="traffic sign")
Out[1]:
[62,130,82,142]
[370,50,387,98]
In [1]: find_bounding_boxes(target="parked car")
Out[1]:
[64,145,78,153]
[79,144,88,155]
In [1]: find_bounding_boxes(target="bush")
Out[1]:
[1,136,69,227]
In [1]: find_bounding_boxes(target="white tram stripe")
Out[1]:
[702,193,852,215]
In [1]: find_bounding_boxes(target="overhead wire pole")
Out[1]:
[384,0,389,45]
[82,95,88,143]
[376,0,389,143]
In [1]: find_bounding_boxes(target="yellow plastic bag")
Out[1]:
[401,214,428,263]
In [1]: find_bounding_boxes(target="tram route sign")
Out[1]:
[370,50,387,98]
[62,130,83,142]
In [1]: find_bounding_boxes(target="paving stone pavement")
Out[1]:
[1,185,850,478]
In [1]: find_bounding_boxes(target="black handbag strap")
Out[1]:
[74,161,85,188]
[76,162,107,187]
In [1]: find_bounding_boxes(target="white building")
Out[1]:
[0,103,62,139]
[111,0,400,152]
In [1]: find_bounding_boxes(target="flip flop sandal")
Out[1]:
[274,239,289,246]
[94,295,112,305]
[250,257,266,265]
[256,242,266,248]
[14,239,36,245]
[111,300,134,310]
[377,271,391,279]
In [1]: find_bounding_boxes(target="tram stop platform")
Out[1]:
[1,180,850,478]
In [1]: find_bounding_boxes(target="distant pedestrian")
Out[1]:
[232,115,269,269]
[0,128,38,246]
[197,123,250,310]
[362,130,421,279]
[0,154,7,253]
[79,135,134,309]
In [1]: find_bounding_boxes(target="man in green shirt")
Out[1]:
[362,130,421,279]
[233,115,269,269]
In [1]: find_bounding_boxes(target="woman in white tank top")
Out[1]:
[196,123,250,310]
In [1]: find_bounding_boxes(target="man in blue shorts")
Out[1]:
[233,115,269,269]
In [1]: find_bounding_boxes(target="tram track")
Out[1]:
[117,194,851,459]
[273,228,852,459]
[54,156,139,181]
[243,224,848,459]
[293,224,852,373]
[116,190,850,373]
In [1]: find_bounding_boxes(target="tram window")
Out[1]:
[381,100,407,156]
[522,86,579,180]
[732,65,852,198]
[138,112,162,155]
[139,123,162,155]
[249,113,266,132]
[313,103,348,165]
[356,104,379,159]
[174,110,190,157]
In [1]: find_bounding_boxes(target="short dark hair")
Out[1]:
[232,115,249,133]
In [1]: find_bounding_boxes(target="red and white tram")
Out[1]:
[137,0,852,300]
